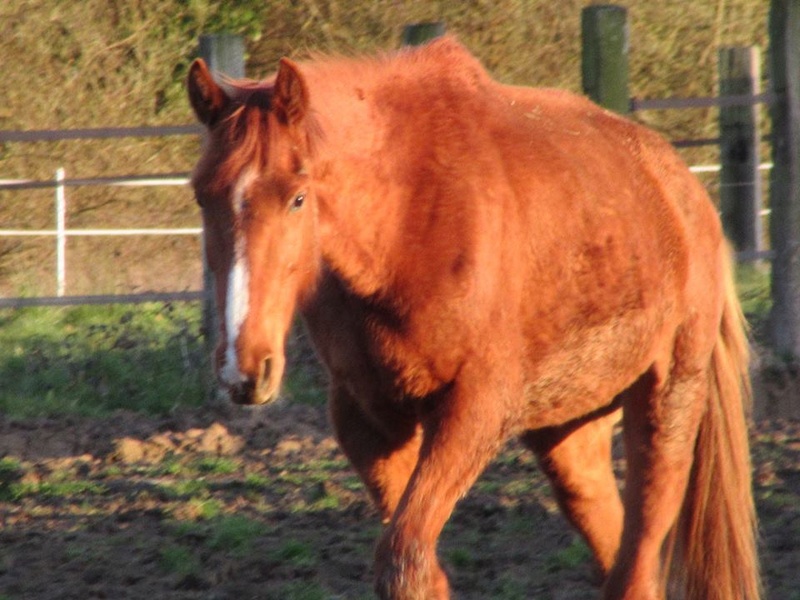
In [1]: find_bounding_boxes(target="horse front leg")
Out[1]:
[329,382,423,523]
[373,378,507,600]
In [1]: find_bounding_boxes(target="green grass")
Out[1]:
[0,303,207,417]
[159,544,202,577]
[0,457,24,500]
[156,478,210,500]
[447,547,475,570]
[192,456,240,475]
[736,263,771,327]
[0,460,108,502]
[244,472,272,489]
[165,515,268,558]
[8,479,107,501]
[545,537,592,573]
[271,539,317,568]
[276,582,331,600]
[0,303,324,419]
[185,497,224,521]
[490,576,527,600]
[207,515,266,555]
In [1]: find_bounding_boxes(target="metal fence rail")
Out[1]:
[0,160,774,308]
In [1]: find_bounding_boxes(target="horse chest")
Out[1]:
[303,275,464,402]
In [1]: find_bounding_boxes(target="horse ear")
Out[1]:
[187,59,228,127]
[273,58,308,126]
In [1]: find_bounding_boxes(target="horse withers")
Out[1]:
[187,37,760,600]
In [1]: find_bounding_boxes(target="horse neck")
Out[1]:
[306,66,403,299]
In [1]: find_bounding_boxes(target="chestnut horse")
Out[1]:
[187,37,759,599]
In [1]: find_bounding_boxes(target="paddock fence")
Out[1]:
[0,165,199,308]
[0,116,771,308]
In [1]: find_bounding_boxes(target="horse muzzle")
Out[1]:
[221,356,283,406]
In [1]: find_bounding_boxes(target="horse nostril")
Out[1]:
[226,355,280,405]
[261,356,272,383]
[251,356,276,404]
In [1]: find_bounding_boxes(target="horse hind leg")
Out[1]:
[523,408,624,578]
[603,364,708,600]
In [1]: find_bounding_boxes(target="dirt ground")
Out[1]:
[0,400,797,600]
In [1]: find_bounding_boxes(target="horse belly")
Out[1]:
[520,308,663,429]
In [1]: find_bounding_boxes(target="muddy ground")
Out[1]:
[0,402,797,600]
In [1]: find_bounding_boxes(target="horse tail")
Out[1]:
[670,244,761,600]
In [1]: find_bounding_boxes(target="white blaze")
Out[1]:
[221,171,254,386]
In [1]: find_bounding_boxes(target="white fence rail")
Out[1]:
[0,169,199,303]
[689,162,773,175]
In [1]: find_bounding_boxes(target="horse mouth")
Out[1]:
[224,357,281,406]
[227,378,279,405]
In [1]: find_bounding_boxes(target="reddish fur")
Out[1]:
[188,37,760,599]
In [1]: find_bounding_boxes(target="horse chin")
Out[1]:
[227,376,281,406]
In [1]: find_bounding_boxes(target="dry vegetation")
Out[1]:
[0,0,770,296]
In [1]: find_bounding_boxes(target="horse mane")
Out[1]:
[298,35,492,110]
[305,35,489,82]
[190,79,274,193]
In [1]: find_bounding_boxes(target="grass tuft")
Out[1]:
[207,515,266,555]
[159,544,202,577]
[271,539,317,568]
[276,581,330,600]
[545,537,592,573]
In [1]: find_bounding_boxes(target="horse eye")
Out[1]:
[290,193,306,212]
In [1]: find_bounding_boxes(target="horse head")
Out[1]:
[187,58,320,405]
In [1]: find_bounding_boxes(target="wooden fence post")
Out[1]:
[581,5,629,114]
[198,34,245,401]
[401,22,446,47]
[718,46,763,256]
[768,0,800,357]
